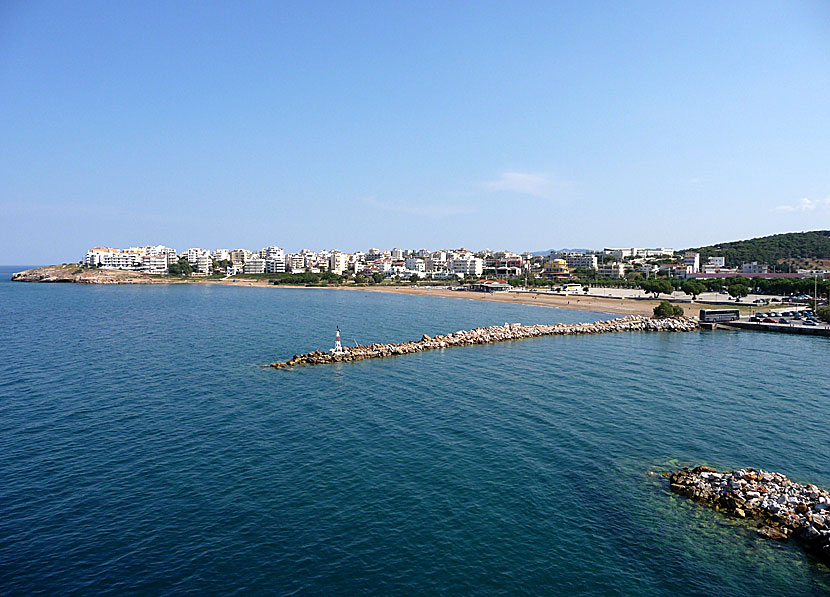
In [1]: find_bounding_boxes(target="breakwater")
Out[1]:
[670,466,830,565]
[270,315,698,368]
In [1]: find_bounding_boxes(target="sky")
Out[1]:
[1,1,829,263]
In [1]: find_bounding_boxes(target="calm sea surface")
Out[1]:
[1,265,828,595]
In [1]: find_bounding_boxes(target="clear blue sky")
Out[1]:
[2,1,829,263]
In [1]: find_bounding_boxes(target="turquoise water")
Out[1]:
[1,266,829,595]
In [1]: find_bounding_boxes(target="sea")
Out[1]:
[1,265,828,595]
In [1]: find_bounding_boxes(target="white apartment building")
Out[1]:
[564,254,598,270]
[262,246,284,260]
[604,247,674,260]
[162,247,180,268]
[85,248,142,270]
[643,248,674,258]
[683,252,700,274]
[329,251,348,275]
[391,248,404,260]
[141,254,168,274]
[265,258,286,274]
[287,254,305,272]
[449,256,484,277]
[405,258,426,272]
[186,248,211,274]
[244,257,265,274]
[212,249,231,262]
[707,256,725,268]
[597,262,626,278]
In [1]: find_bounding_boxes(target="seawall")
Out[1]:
[270,315,698,369]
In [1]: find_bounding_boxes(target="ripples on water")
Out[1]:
[1,271,828,594]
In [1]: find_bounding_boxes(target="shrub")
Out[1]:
[653,300,684,318]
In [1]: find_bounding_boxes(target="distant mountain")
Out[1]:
[685,230,830,268]
[530,248,595,256]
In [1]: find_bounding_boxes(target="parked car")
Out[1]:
[762,318,776,323]
[803,320,817,326]
[778,318,789,324]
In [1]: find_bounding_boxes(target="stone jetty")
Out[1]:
[270,315,698,369]
[670,466,830,565]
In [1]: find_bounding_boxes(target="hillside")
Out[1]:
[686,230,830,269]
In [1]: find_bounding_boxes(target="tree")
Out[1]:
[181,259,193,276]
[681,280,705,300]
[653,300,684,318]
[727,284,748,301]
[704,278,725,293]
[816,306,830,323]
[640,279,673,298]
[372,272,385,284]
[409,273,420,283]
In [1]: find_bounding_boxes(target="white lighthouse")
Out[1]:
[332,326,343,353]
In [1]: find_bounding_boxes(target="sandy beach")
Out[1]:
[211,279,706,317]
[11,266,730,317]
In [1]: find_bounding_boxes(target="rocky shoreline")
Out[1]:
[670,466,830,565]
[11,265,171,284]
[270,315,698,368]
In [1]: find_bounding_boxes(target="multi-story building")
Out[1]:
[287,254,305,272]
[265,258,286,274]
[563,254,598,271]
[605,247,674,260]
[598,262,626,278]
[683,252,700,274]
[329,251,348,275]
[449,256,484,277]
[186,248,211,274]
[244,257,265,274]
[742,262,769,275]
[141,254,168,274]
[85,248,142,270]
[230,249,250,264]
[262,246,284,260]
[542,259,570,279]
[405,258,426,273]
[212,249,231,262]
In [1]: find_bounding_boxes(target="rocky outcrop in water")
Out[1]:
[12,265,172,284]
[270,315,698,368]
[670,466,830,565]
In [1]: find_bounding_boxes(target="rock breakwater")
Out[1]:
[670,466,830,565]
[270,315,698,369]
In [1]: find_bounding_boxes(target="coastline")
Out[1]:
[10,265,707,317]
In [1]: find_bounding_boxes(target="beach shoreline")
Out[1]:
[10,265,714,317]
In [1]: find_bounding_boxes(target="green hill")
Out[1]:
[686,231,830,268]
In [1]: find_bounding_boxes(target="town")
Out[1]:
[82,244,830,285]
